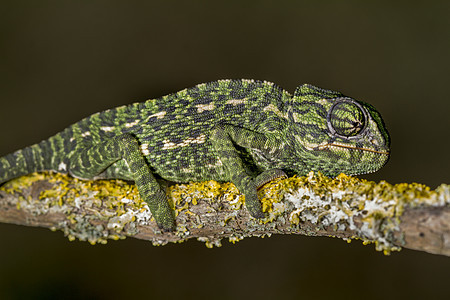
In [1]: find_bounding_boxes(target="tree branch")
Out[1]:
[0,172,449,255]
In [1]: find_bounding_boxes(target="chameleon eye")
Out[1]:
[327,99,366,138]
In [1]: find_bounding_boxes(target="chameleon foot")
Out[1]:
[243,187,267,219]
[158,223,175,232]
[155,215,176,232]
[249,208,266,219]
[146,188,176,231]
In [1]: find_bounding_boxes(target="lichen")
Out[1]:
[1,172,147,244]
[1,171,448,254]
[281,172,450,254]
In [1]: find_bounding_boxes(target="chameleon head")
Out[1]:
[286,84,390,177]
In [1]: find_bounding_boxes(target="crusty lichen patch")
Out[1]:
[1,172,149,244]
[166,175,287,247]
[280,172,450,254]
[1,171,448,253]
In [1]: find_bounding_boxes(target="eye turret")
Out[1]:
[327,98,367,138]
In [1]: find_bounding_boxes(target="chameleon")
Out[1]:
[0,79,390,231]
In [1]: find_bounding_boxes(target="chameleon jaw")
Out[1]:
[316,142,390,155]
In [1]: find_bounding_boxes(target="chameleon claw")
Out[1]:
[245,197,267,219]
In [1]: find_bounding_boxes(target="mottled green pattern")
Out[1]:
[0,79,390,230]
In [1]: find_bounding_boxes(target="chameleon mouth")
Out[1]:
[316,143,390,155]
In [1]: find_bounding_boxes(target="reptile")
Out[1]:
[0,79,390,231]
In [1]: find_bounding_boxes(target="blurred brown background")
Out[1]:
[0,1,449,299]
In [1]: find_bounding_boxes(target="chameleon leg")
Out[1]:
[69,134,175,231]
[210,124,285,218]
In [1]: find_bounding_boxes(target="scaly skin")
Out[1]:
[0,79,390,230]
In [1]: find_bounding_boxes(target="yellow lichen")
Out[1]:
[1,170,448,253]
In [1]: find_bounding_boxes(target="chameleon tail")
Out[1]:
[0,139,57,184]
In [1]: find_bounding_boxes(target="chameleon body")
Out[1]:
[0,80,390,230]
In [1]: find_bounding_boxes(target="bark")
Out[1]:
[0,172,449,255]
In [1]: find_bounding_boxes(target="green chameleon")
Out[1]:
[0,80,390,231]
